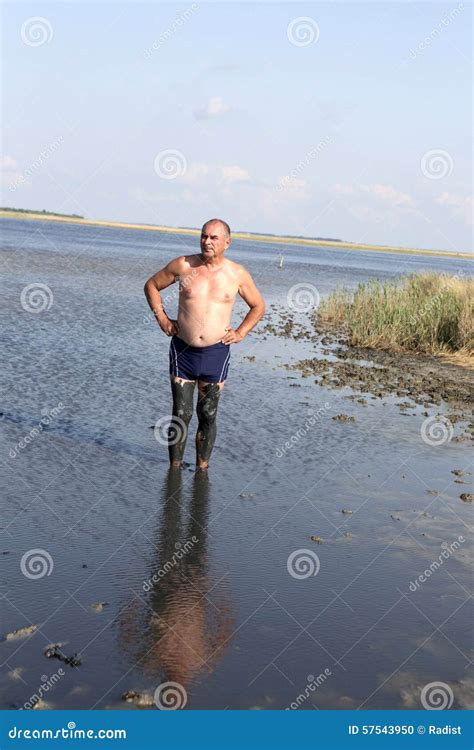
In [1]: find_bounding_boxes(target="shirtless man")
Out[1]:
[144,218,265,470]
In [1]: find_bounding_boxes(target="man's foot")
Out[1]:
[196,462,209,471]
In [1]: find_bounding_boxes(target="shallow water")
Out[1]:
[1,218,473,710]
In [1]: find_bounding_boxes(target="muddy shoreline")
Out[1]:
[260,305,474,444]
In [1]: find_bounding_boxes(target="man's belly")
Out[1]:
[177,307,232,347]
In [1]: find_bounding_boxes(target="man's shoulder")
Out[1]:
[169,254,196,271]
[225,258,250,280]
[225,257,245,273]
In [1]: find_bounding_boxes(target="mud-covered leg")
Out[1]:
[196,381,224,469]
[169,376,196,467]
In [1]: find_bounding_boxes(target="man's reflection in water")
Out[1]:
[119,468,233,690]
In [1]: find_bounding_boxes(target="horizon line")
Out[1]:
[0,208,472,260]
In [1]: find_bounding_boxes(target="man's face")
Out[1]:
[200,223,230,260]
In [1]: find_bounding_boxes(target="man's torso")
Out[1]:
[176,255,241,346]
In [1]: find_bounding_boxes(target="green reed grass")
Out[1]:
[317,272,473,355]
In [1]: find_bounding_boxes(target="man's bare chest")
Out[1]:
[179,267,239,304]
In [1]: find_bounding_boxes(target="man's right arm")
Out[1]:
[144,256,184,336]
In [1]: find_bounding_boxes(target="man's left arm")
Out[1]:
[221,269,265,344]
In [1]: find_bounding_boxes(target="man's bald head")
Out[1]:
[202,218,231,238]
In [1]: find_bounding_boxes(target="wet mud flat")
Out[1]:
[2,307,473,712]
[261,305,474,448]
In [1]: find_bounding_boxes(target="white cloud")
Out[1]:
[194,96,232,120]
[332,183,355,196]
[275,175,308,198]
[219,165,251,183]
[181,161,209,184]
[331,182,420,229]
[369,183,413,207]
[1,155,19,171]
[0,154,27,193]
[435,192,473,226]
[333,182,414,208]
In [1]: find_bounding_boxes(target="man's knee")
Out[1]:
[197,382,221,424]
[171,378,195,424]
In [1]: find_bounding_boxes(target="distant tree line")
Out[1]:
[0,207,84,219]
[180,226,342,242]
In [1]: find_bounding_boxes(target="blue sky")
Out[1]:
[2,1,472,251]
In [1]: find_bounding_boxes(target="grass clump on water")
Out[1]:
[317,272,473,356]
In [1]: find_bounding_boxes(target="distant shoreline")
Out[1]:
[0,209,472,260]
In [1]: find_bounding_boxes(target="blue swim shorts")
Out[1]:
[169,335,231,383]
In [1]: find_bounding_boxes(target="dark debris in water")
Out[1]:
[43,642,81,667]
[4,624,38,642]
[122,690,154,707]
